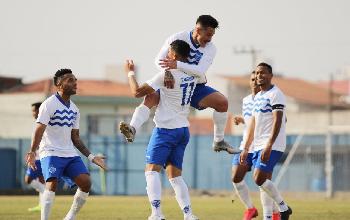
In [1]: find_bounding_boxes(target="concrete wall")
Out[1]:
[0,93,45,138]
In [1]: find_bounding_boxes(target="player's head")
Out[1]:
[53,69,77,96]
[194,15,219,46]
[31,102,42,119]
[255,62,273,87]
[250,71,260,95]
[168,40,191,62]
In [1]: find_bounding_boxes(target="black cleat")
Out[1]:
[280,206,292,220]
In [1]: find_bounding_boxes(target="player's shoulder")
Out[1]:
[69,101,79,112]
[243,94,253,102]
[168,30,189,41]
[42,94,57,106]
[271,85,285,97]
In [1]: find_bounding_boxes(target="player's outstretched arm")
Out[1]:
[71,129,107,170]
[26,123,46,170]
[124,60,155,98]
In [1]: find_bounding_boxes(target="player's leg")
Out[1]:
[231,153,257,220]
[191,84,237,153]
[166,128,198,220]
[63,156,90,220]
[25,160,46,211]
[120,92,159,142]
[144,127,171,220]
[253,150,292,220]
[40,156,65,220]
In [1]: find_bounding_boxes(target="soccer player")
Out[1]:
[123,40,199,220]
[25,102,45,212]
[120,15,237,154]
[240,63,292,220]
[26,69,107,220]
[230,72,280,220]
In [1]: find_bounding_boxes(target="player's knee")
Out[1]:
[80,180,91,192]
[254,175,266,186]
[143,93,159,108]
[24,176,31,184]
[232,175,243,183]
[212,95,228,112]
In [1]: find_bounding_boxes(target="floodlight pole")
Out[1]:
[325,73,334,198]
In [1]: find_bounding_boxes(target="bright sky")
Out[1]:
[0,0,349,83]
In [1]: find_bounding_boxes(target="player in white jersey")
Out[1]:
[120,15,237,154]
[229,72,280,220]
[240,63,292,220]
[25,102,45,212]
[26,69,107,220]
[122,40,199,220]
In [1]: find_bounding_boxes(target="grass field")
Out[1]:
[0,194,349,220]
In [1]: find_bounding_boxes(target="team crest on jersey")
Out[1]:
[181,76,195,82]
[48,166,56,174]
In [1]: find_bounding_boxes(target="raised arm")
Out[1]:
[125,60,160,98]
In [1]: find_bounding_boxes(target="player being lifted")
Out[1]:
[120,15,238,154]
[123,40,199,220]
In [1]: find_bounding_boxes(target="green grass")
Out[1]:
[0,194,349,219]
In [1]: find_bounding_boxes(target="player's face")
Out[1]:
[167,48,177,60]
[196,26,215,46]
[59,73,77,95]
[250,73,259,93]
[31,106,39,119]
[255,66,272,86]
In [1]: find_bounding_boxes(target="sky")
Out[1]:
[0,0,349,83]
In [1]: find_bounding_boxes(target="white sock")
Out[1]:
[64,188,89,220]
[169,176,192,217]
[130,104,150,133]
[41,190,55,220]
[273,202,279,213]
[260,179,288,212]
[260,187,273,220]
[145,171,162,216]
[213,111,228,142]
[29,179,45,193]
[233,181,254,209]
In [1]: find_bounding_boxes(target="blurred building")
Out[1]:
[0,78,141,138]
[204,74,350,135]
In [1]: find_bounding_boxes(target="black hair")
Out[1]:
[170,40,191,59]
[257,62,273,73]
[53,69,72,86]
[31,102,42,110]
[196,15,219,29]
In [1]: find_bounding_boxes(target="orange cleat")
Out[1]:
[243,207,258,220]
[272,212,281,220]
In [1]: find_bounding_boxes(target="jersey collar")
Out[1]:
[55,92,70,108]
[189,31,200,49]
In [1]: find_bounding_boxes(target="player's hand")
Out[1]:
[260,147,272,163]
[164,70,175,89]
[25,152,37,170]
[159,58,177,70]
[239,149,248,165]
[93,155,108,171]
[124,60,135,73]
[233,116,245,125]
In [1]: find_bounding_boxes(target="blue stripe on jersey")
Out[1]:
[50,115,76,121]
[255,108,272,113]
[53,109,77,115]
[188,60,199,65]
[48,121,74,127]
[189,31,200,49]
[243,112,252,117]
[243,102,254,107]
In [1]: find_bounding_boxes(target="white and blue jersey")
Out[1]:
[155,30,216,84]
[36,93,80,159]
[253,85,286,152]
[145,70,197,169]
[155,30,218,110]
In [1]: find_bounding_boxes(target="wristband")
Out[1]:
[88,154,95,162]
[128,71,135,77]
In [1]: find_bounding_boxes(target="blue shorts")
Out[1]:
[252,150,283,173]
[190,83,218,110]
[146,127,190,170]
[232,153,254,171]
[40,156,89,182]
[25,160,43,179]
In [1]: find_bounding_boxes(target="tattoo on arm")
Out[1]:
[164,70,174,82]
[71,129,91,157]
